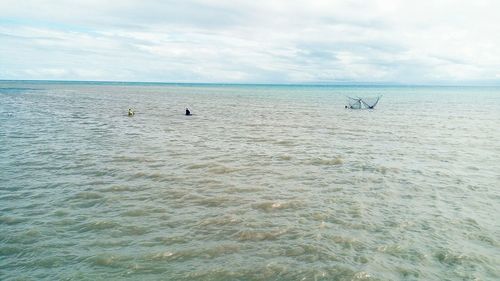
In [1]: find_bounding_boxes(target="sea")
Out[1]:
[1,81,499,280]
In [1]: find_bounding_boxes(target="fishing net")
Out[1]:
[361,96,381,109]
[347,96,381,109]
[348,97,362,109]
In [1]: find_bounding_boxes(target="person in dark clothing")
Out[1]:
[185,108,191,115]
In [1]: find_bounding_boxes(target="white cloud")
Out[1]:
[0,0,499,83]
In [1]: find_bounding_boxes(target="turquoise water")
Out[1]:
[1,81,499,280]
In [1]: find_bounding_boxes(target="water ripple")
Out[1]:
[1,82,499,280]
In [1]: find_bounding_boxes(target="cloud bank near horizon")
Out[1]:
[1,0,499,84]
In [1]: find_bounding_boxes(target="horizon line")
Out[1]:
[1,79,499,87]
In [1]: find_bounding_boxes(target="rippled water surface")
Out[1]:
[1,81,499,280]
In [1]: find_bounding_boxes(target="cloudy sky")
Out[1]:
[1,0,499,84]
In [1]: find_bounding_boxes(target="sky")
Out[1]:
[1,0,499,84]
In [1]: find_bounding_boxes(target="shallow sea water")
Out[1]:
[1,81,499,280]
